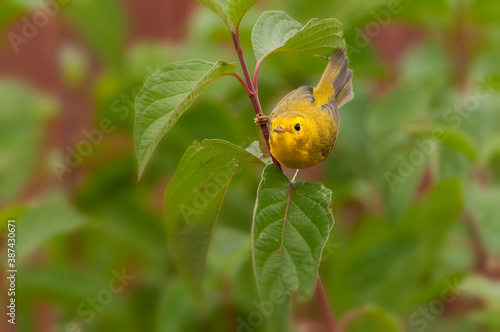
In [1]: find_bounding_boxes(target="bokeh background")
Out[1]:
[1,0,499,331]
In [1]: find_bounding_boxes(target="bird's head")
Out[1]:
[269,112,317,165]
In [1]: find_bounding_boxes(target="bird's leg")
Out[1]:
[254,113,269,126]
[291,169,299,183]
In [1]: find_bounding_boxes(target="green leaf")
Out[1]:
[0,81,57,203]
[0,2,24,29]
[207,226,251,278]
[396,0,451,27]
[251,11,345,61]
[7,0,39,9]
[64,0,126,68]
[367,307,402,332]
[252,165,334,300]
[407,125,478,161]
[440,129,478,162]
[465,185,500,254]
[17,192,86,262]
[402,179,463,266]
[18,266,104,304]
[198,0,257,30]
[245,140,273,165]
[341,180,463,311]
[198,0,229,27]
[228,0,258,28]
[156,280,194,332]
[134,59,236,177]
[165,139,264,294]
[348,307,402,332]
[367,86,432,221]
[470,0,500,24]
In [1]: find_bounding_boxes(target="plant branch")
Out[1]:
[315,277,337,331]
[232,28,254,93]
[463,211,489,275]
[337,308,367,332]
[454,0,468,94]
[230,28,281,169]
[230,73,250,95]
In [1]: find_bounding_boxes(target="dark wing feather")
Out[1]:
[320,100,339,124]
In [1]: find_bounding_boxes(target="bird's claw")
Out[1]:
[254,114,269,126]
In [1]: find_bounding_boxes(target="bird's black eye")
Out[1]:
[294,123,301,131]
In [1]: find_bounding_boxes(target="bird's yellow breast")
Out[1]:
[270,132,321,169]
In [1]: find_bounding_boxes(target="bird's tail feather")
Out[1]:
[314,48,354,107]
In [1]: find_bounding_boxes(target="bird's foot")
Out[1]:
[254,114,269,126]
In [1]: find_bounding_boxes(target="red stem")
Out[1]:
[232,28,254,93]
[315,277,336,331]
[230,28,281,169]
[463,211,489,275]
[337,308,367,332]
[231,73,250,94]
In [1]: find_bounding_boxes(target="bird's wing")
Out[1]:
[270,86,314,118]
[321,100,339,124]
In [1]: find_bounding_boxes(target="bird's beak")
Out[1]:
[273,126,285,133]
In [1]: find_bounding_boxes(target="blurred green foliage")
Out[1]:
[1,0,500,331]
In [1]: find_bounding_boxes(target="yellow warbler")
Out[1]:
[256,48,354,170]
